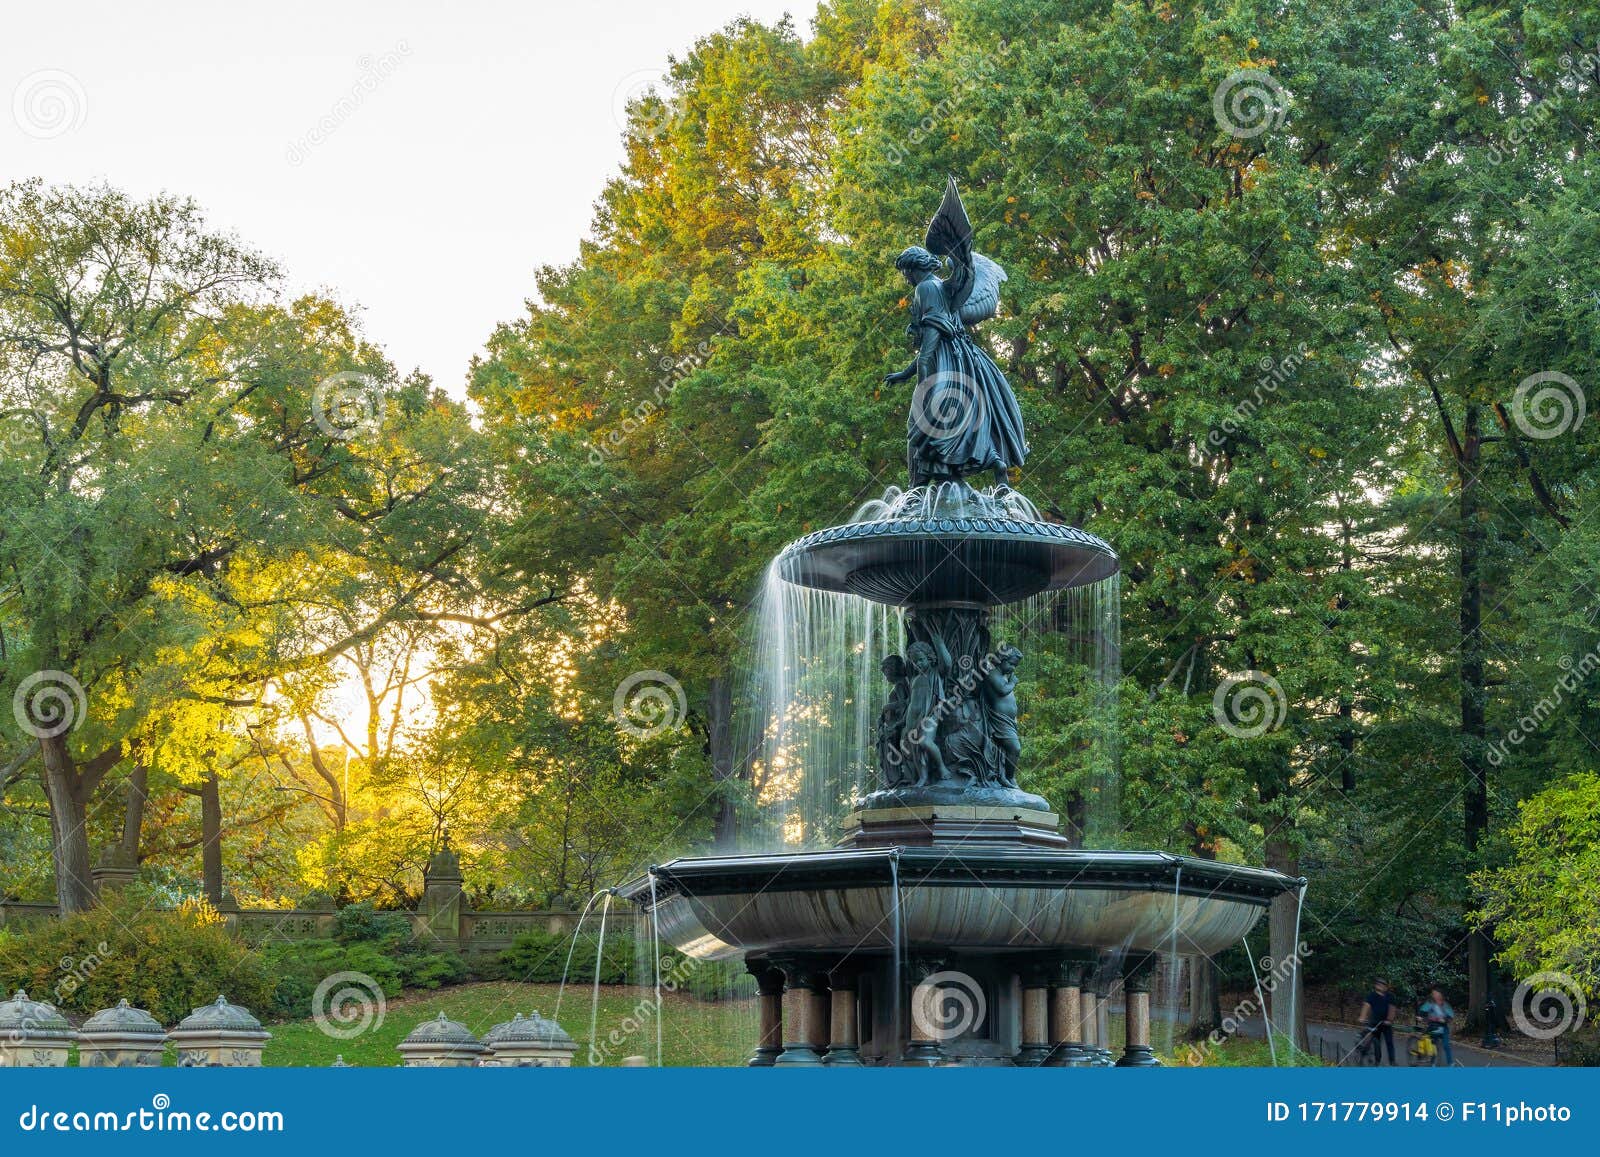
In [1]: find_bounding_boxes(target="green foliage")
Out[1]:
[1475,773,1600,995]
[257,901,469,1018]
[0,894,272,1024]
[485,928,639,985]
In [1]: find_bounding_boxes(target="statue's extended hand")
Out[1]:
[883,368,913,385]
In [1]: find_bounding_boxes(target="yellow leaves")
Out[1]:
[1308,447,1327,459]
[1157,363,1176,377]
[1006,195,1017,204]
[1136,191,1156,201]
[1247,37,1259,50]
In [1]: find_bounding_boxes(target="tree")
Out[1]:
[0,181,495,910]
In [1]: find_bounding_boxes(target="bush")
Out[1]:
[0,894,273,1024]
[256,903,469,1017]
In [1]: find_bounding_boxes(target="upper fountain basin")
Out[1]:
[774,517,1119,607]
[617,847,1300,961]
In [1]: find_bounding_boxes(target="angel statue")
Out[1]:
[883,177,1028,489]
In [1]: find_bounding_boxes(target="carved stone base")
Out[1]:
[838,803,1070,850]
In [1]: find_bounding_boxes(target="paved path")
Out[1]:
[1246,1018,1542,1068]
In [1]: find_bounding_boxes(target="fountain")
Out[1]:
[617,178,1301,1066]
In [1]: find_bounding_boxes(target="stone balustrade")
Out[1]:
[1,850,588,957]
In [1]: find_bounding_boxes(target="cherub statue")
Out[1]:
[902,640,950,787]
[981,643,1024,786]
[882,177,1028,490]
[876,653,911,786]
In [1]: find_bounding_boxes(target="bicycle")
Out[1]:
[1349,1023,1384,1066]
[1406,1020,1448,1066]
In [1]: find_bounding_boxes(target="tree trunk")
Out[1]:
[1264,836,1307,1055]
[39,735,97,914]
[1459,405,1491,1028]
[119,763,147,862]
[199,773,224,905]
[706,674,740,848]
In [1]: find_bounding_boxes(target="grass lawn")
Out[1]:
[264,982,758,1067]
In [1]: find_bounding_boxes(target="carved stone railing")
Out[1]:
[2,849,584,958]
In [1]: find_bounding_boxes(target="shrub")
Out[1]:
[256,898,468,1016]
[0,894,273,1024]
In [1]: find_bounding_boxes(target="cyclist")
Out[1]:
[1358,978,1396,1065]
[1418,988,1455,1066]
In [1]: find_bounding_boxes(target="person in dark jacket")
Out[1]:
[1358,978,1396,1064]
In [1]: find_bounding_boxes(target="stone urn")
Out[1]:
[482,1011,578,1067]
[78,999,167,1067]
[396,1012,485,1067]
[0,990,74,1067]
[167,995,270,1066]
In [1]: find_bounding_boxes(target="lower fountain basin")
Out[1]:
[618,847,1299,961]
[774,517,1118,606]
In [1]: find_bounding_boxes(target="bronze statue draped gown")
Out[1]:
[905,275,1029,483]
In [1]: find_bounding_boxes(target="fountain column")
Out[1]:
[1079,983,1099,1057]
[1045,957,1092,1067]
[902,957,948,1067]
[1117,955,1160,1067]
[746,961,785,1066]
[823,962,864,1066]
[771,955,829,1066]
[1015,959,1054,1066]
[1091,957,1117,1065]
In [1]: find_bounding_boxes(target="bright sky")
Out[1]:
[2,0,816,395]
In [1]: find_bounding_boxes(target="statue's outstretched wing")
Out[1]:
[924,175,975,312]
[960,253,1007,326]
